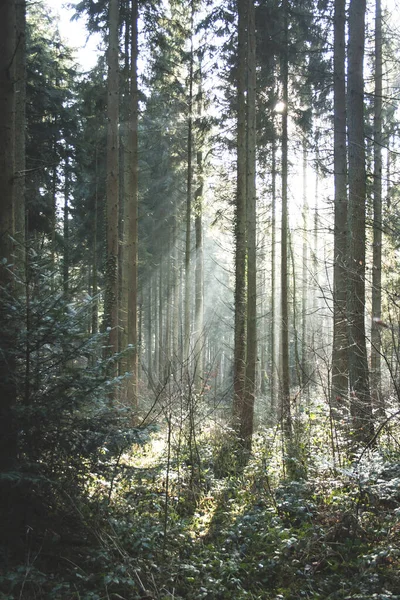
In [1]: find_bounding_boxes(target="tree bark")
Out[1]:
[0,0,17,480]
[184,4,194,366]
[14,0,26,273]
[104,0,120,377]
[347,0,373,442]
[242,0,257,449]
[270,135,277,421]
[331,0,349,410]
[233,0,248,423]
[63,155,70,295]
[127,0,139,407]
[371,0,383,410]
[280,0,291,441]
[194,143,204,392]
[301,140,308,390]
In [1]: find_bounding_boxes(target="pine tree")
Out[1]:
[104,0,120,379]
[346,0,373,442]
[331,0,349,411]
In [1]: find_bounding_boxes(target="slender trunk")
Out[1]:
[301,141,308,390]
[92,146,99,335]
[14,0,26,272]
[347,0,373,442]
[194,148,204,390]
[280,0,291,440]
[289,231,301,387]
[184,6,194,365]
[331,0,349,409]
[154,274,159,380]
[164,241,171,379]
[104,0,120,375]
[119,12,130,381]
[172,213,180,363]
[242,0,257,448]
[312,149,320,370]
[270,136,277,419]
[371,0,383,410]
[63,155,70,295]
[127,0,139,406]
[233,0,248,422]
[0,0,17,488]
[147,281,152,386]
[158,261,164,381]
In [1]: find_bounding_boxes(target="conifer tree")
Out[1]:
[347,0,373,442]
[104,0,120,376]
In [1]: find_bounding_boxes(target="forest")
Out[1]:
[1,0,400,597]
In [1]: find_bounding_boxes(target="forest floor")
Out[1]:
[2,425,400,600]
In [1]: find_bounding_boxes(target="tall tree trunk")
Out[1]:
[104,0,120,393]
[331,0,349,410]
[0,0,17,542]
[63,155,70,295]
[158,260,164,382]
[14,0,26,273]
[147,281,152,386]
[119,9,130,383]
[194,147,204,391]
[280,0,291,441]
[270,135,277,420]
[172,213,180,363]
[371,0,383,410]
[184,5,194,366]
[347,0,373,442]
[233,0,248,423]
[92,146,99,335]
[127,0,139,407]
[242,0,257,449]
[301,140,308,390]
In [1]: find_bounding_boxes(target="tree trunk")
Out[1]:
[14,0,26,273]
[0,1,17,545]
[301,140,308,390]
[127,0,139,407]
[371,0,383,411]
[347,0,373,442]
[194,148,204,391]
[63,155,70,295]
[280,0,291,441]
[92,146,99,335]
[331,0,349,410]
[270,135,277,420]
[145,281,152,386]
[104,0,120,378]
[233,0,248,423]
[184,6,194,366]
[242,0,257,449]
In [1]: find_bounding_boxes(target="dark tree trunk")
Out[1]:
[331,0,349,411]
[347,0,373,442]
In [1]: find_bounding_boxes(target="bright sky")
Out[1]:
[57,0,102,72]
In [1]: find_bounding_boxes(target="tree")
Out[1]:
[242,0,257,448]
[104,0,120,376]
[280,0,291,441]
[371,0,383,409]
[126,0,139,407]
[233,0,249,428]
[0,0,17,474]
[14,0,26,269]
[194,71,205,392]
[331,0,348,410]
[346,0,373,442]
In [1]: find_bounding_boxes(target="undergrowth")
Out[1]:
[2,426,400,600]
